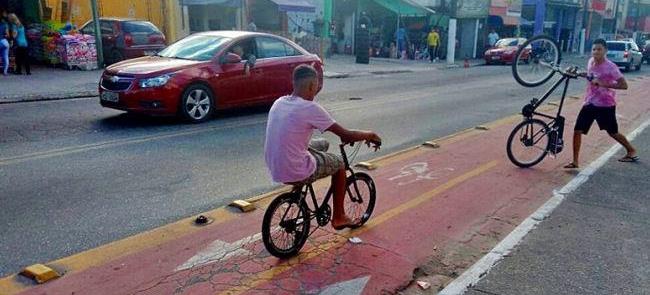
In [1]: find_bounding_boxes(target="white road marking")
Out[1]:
[175,233,262,271]
[439,118,650,295]
[318,276,371,295]
[388,162,455,186]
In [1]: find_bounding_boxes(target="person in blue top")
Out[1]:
[9,13,30,75]
[0,9,10,75]
[396,26,407,58]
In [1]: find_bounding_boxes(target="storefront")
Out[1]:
[183,0,242,33]
[0,0,40,23]
[450,0,490,59]
[332,0,432,58]
[488,0,522,38]
[521,0,579,52]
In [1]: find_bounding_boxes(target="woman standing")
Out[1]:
[0,10,10,76]
[9,13,29,75]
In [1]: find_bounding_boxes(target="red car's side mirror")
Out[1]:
[222,53,242,64]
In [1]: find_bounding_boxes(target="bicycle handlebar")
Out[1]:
[548,64,592,81]
[340,140,382,150]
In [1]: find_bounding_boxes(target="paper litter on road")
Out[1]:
[417,280,431,289]
[348,237,363,244]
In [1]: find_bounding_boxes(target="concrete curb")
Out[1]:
[0,92,98,104]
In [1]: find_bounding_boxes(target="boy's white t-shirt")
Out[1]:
[264,95,336,183]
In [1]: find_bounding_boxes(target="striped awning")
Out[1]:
[268,0,316,13]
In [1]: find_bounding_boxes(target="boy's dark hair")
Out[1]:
[293,64,317,84]
[593,38,607,48]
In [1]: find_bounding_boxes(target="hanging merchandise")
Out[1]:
[25,20,97,70]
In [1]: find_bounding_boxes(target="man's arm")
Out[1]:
[592,77,628,90]
[326,123,381,147]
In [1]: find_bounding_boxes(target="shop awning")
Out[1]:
[268,0,316,13]
[372,0,435,17]
[181,0,241,6]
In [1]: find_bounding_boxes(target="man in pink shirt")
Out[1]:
[565,39,637,169]
[265,65,382,229]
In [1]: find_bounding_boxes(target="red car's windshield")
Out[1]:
[157,35,232,61]
[495,39,518,48]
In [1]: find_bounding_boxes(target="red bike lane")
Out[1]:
[3,76,649,295]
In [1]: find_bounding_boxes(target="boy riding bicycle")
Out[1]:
[264,65,382,230]
[564,38,637,169]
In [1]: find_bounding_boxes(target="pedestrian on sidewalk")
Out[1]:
[488,29,499,48]
[264,65,381,230]
[396,26,407,59]
[427,27,440,63]
[0,9,10,76]
[8,13,30,75]
[565,38,637,169]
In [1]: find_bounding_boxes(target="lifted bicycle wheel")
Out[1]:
[512,35,562,88]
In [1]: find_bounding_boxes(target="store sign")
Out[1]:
[453,0,489,18]
[602,0,617,18]
[547,0,582,7]
[506,0,522,17]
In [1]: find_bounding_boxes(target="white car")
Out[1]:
[606,41,643,71]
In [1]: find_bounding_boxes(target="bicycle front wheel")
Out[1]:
[512,35,561,87]
[262,192,311,259]
[507,119,551,168]
[345,172,376,229]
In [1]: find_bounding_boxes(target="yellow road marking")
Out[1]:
[218,160,498,295]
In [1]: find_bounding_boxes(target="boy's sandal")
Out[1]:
[618,155,639,163]
[563,163,579,169]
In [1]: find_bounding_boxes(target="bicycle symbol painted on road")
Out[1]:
[388,162,455,186]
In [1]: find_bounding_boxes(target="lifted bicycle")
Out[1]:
[262,141,378,258]
[507,35,590,168]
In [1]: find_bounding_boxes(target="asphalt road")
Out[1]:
[1,63,648,277]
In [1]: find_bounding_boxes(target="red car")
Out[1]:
[484,38,530,65]
[99,31,323,123]
[80,18,166,64]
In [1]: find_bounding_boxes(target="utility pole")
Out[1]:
[612,0,620,34]
[90,0,103,68]
[633,0,640,32]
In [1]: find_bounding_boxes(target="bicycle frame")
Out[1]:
[293,143,362,226]
[522,73,572,121]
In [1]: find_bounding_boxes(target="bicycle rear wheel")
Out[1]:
[507,119,551,168]
[345,172,376,229]
[512,35,561,87]
[262,192,311,258]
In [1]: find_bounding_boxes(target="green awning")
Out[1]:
[372,0,434,17]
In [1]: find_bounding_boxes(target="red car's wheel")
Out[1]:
[180,84,215,123]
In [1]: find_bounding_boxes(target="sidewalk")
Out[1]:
[322,54,483,78]
[0,55,479,104]
[0,75,647,295]
[466,129,650,295]
[0,66,103,103]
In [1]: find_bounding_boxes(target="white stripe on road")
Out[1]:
[439,117,650,295]
[175,233,263,271]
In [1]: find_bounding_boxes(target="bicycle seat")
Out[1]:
[309,138,329,152]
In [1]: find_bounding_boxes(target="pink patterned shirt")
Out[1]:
[584,57,624,107]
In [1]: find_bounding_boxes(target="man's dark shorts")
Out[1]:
[574,104,618,135]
